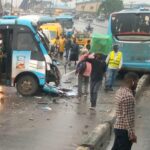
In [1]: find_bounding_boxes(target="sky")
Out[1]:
[2,0,150,7]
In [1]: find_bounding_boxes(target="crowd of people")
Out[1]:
[75,43,139,150]
[39,29,139,149]
[50,34,80,66]
[76,44,123,109]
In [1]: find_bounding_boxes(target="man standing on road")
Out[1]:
[112,72,139,150]
[64,36,72,61]
[86,53,106,110]
[105,44,123,91]
[58,35,66,59]
[69,39,80,66]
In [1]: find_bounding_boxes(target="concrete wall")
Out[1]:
[76,2,101,13]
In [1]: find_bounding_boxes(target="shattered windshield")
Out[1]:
[38,31,50,51]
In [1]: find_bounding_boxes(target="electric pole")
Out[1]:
[0,0,3,16]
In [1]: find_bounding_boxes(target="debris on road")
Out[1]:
[84,125,89,129]
[82,130,89,135]
[37,101,49,105]
[42,106,52,111]
[29,118,34,121]
[138,115,142,118]
[63,81,72,84]
[66,90,77,97]
[34,96,42,99]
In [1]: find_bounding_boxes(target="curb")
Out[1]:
[76,75,150,150]
[135,74,150,99]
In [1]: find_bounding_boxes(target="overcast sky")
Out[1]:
[2,0,150,7]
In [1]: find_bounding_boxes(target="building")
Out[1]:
[76,0,102,14]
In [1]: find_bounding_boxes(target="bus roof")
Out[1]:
[0,15,56,28]
[112,9,150,15]
[19,15,56,25]
[56,15,73,20]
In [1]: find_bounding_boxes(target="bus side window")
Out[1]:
[17,32,44,61]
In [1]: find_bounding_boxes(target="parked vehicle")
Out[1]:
[75,32,91,46]
[0,15,60,96]
[40,23,63,45]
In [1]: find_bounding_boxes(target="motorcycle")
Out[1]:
[85,25,93,33]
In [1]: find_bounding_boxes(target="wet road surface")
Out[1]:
[0,75,117,150]
[0,20,109,150]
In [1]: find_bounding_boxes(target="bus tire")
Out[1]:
[16,75,39,96]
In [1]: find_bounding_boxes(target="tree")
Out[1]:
[99,0,123,16]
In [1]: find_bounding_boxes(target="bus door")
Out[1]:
[0,26,14,85]
[12,26,46,87]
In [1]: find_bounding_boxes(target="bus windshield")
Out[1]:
[38,31,50,52]
[49,31,57,39]
[111,13,150,41]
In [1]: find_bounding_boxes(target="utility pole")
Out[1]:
[0,0,3,16]
[11,0,13,14]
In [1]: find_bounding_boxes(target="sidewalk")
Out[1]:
[132,85,150,150]
[107,85,150,150]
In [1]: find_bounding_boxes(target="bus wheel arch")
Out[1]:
[14,72,40,96]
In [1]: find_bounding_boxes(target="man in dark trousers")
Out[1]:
[69,39,79,66]
[86,53,106,110]
[111,72,139,150]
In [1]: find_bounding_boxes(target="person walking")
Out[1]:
[58,35,66,59]
[85,53,106,109]
[64,36,72,61]
[85,40,91,51]
[111,72,139,150]
[76,49,92,99]
[69,39,80,66]
[54,36,60,57]
[105,44,123,91]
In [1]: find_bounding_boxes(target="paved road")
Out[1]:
[74,19,108,34]
[106,85,150,150]
[0,20,109,150]
[0,74,118,150]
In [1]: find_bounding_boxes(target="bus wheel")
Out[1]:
[16,75,39,96]
[54,66,61,86]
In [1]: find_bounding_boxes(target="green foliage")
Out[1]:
[100,0,124,16]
